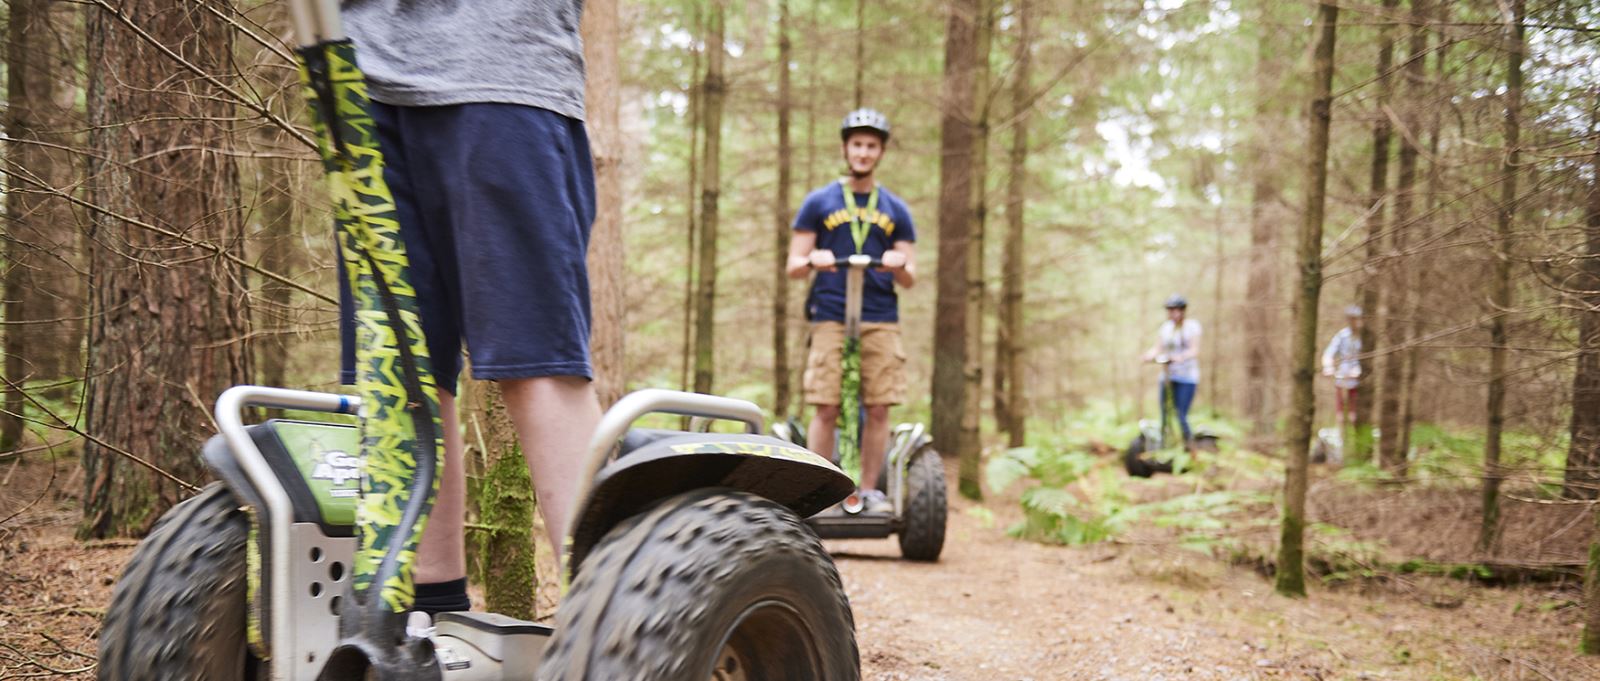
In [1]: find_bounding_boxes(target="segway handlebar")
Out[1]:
[564,389,766,543]
[809,254,885,269]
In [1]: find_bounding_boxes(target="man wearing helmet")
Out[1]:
[785,108,917,515]
[1141,295,1203,447]
[1322,306,1364,435]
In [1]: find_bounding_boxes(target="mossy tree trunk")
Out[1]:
[1353,0,1399,465]
[465,378,537,620]
[1276,0,1340,599]
[692,0,726,395]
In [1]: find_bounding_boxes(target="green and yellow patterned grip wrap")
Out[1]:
[298,40,443,614]
[838,336,863,483]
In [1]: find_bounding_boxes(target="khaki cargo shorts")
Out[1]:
[803,321,907,407]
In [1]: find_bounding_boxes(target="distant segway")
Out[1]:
[1124,356,1219,477]
[776,254,947,561]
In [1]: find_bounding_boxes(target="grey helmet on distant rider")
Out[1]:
[841,108,891,142]
[1164,294,1188,309]
[1345,305,1364,317]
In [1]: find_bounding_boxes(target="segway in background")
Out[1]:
[1124,356,1219,478]
[776,254,947,562]
[96,3,860,679]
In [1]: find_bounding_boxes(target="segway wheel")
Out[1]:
[98,483,260,681]
[539,489,858,681]
[897,448,946,562]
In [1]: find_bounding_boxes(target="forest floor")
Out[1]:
[2,451,1597,681]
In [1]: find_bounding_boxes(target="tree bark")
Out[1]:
[1399,1,1447,470]
[1377,0,1428,475]
[1276,0,1339,599]
[463,377,537,620]
[1243,0,1285,437]
[3,0,83,450]
[933,0,979,499]
[584,0,626,408]
[994,0,1031,448]
[680,7,702,393]
[960,0,994,481]
[1353,0,1400,464]
[81,0,252,538]
[1567,124,1600,501]
[1479,0,1523,555]
[692,0,726,395]
[773,0,794,418]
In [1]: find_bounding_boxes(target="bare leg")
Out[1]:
[807,405,840,463]
[860,405,891,492]
[415,390,468,584]
[500,376,601,552]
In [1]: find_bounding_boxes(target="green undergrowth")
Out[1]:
[986,408,1276,552]
[1336,422,1567,495]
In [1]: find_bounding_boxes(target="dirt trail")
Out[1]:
[837,480,1599,681]
[3,460,1598,680]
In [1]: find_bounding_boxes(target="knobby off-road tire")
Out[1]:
[897,449,946,562]
[539,489,858,681]
[98,482,260,681]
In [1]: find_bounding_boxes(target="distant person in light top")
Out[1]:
[785,108,917,516]
[1322,305,1364,434]
[1140,295,1202,447]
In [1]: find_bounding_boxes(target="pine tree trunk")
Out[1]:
[584,0,626,408]
[463,378,537,620]
[961,0,993,482]
[933,0,979,499]
[1567,122,1600,501]
[81,0,252,538]
[1480,0,1523,554]
[3,0,83,450]
[773,0,794,418]
[1399,2,1447,468]
[680,8,702,393]
[1377,0,1427,475]
[1354,0,1400,465]
[1243,2,1284,437]
[994,0,1031,449]
[1277,0,1339,599]
[692,0,726,395]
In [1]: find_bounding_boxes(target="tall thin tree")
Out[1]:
[681,5,703,392]
[994,0,1032,448]
[773,0,795,417]
[1276,0,1340,598]
[933,0,980,499]
[692,0,727,394]
[1479,0,1523,554]
[961,0,995,476]
[1243,0,1286,435]
[1568,109,1600,501]
[1353,0,1400,464]
[1376,0,1428,474]
[585,0,626,407]
[3,0,82,449]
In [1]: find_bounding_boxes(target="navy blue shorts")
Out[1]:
[339,102,596,394]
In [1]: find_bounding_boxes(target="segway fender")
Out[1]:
[566,433,853,577]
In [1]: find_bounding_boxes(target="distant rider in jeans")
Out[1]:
[1141,295,1202,448]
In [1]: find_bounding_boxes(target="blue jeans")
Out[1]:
[1161,380,1198,443]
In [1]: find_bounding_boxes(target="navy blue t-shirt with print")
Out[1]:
[792,181,917,323]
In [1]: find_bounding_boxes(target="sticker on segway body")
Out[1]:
[310,451,361,491]
[667,441,831,466]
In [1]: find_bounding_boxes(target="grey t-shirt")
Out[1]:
[342,0,586,120]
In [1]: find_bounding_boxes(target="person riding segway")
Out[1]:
[1314,305,1364,464]
[780,109,947,561]
[1125,295,1218,477]
[97,2,861,678]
